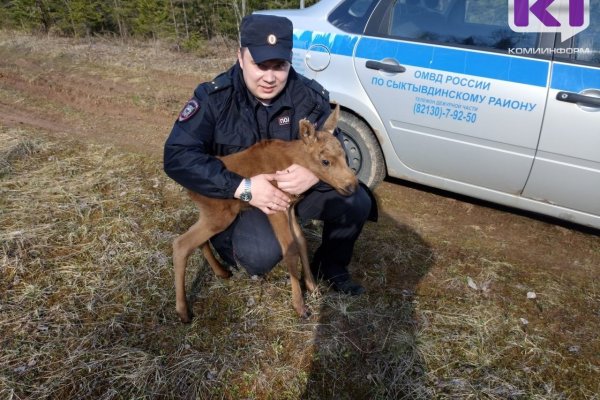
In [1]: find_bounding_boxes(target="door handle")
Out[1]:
[556,91,600,108]
[366,60,406,73]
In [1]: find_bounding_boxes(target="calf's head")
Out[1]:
[299,104,358,196]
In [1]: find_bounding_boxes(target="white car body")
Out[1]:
[261,0,600,230]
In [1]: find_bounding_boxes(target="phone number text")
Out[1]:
[413,103,477,123]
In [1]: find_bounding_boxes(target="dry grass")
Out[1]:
[0,29,236,76]
[1,30,600,399]
[1,129,600,399]
[0,127,430,399]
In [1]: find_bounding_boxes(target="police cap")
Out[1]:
[240,14,293,63]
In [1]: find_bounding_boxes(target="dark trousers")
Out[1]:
[210,184,373,281]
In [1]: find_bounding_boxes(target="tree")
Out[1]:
[127,0,170,39]
[0,0,320,44]
[2,0,41,31]
[53,0,105,37]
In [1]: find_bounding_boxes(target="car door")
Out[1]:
[353,0,550,194]
[522,2,600,218]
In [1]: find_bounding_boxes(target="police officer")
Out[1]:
[164,14,375,295]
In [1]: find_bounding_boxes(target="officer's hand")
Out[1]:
[248,174,291,214]
[274,164,319,195]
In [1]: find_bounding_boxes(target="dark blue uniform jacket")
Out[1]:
[163,62,335,199]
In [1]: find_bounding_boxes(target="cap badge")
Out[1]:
[267,34,277,45]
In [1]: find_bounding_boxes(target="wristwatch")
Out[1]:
[239,178,252,202]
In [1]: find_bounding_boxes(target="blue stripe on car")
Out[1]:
[294,30,550,87]
[551,63,600,92]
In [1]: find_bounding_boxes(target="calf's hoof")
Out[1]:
[176,305,194,324]
[217,269,232,279]
[295,304,311,319]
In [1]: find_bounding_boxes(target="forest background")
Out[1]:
[0,0,318,51]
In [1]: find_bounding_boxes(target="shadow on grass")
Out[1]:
[301,210,435,399]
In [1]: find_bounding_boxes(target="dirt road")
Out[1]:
[0,32,227,154]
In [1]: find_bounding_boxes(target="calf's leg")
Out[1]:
[173,210,236,323]
[288,209,317,293]
[201,243,232,279]
[268,212,310,318]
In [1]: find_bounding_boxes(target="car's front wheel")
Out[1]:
[337,110,385,189]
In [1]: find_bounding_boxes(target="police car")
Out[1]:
[261,0,600,230]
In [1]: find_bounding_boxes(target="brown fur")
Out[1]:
[172,104,358,323]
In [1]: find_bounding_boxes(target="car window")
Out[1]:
[328,0,378,33]
[571,0,600,65]
[386,0,538,51]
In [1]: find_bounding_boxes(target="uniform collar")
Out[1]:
[232,62,296,114]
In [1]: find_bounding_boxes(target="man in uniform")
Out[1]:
[164,14,375,295]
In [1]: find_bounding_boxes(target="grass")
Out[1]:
[2,127,597,399]
[1,30,600,399]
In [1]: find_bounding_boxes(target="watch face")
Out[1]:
[240,191,252,202]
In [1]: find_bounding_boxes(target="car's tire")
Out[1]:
[337,110,385,189]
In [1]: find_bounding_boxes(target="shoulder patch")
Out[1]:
[178,99,200,122]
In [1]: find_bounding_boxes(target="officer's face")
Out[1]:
[238,48,290,104]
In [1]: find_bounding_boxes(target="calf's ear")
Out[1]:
[299,119,317,145]
[321,103,340,135]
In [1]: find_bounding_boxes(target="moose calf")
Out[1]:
[172,104,358,323]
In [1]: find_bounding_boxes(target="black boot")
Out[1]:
[311,250,365,296]
[329,276,365,295]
